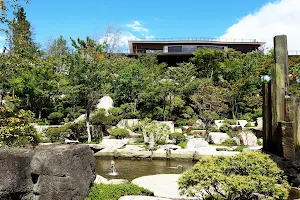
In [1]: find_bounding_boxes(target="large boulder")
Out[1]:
[237,131,258,146]
[193,119,205,128]
[0,148,34,200]
[96,96,114,113]
[0,145,95,200]
[99,138,129,152]
[186,138,209,150]
[208,132,230,144]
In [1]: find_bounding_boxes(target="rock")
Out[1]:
[169,149,195,160]
[250,122,256,127]
[237,131,258,146]
[114,150,152,159]
[190,130,206,136]
[174,128,183,133]
[165,139,176,144]
[215,120,224,129]
[94,175,108,184]
[193,119,205,128]
[229,125,242,131]
[159,144,182,150]
[242,146,262,152]
[100,139,129,152]
[74,114,86,123]
[182,126,192,132]
[0,145,95,200]
[119,196,171,200]
[232,137,241,145]
[33,124,63,134]
[132,174,197,199]
[64,138,79,144]
[96,96,114,114]
[237,120,248,128]
[107,179,129,184]
[124,145,145,151]
[0,148,34,200]
[208,132,230,144]
[117,119,140,129]
[187,138,209,150]
[86,144,106,151]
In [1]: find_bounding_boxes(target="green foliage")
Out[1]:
[0,105,38,146]
[178,141,187,149]
[90,108,114,126]
[45,122,86,142]
[222,138,237,146]
[257,139,262,146]
[47,112,64,125]
[245,122,254,127]
[110,128,130,139]
[140,119,171,145]
[219,123,229,133]
[235,145,248,152]
[85,183,154,200]
[178,152,290,200]
[170,132,186,144]
[223,119,237,125]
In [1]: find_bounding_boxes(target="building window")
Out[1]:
[197,46,226,50]
[168,46,182,52]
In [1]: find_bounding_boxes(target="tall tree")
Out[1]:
[7,6,37,56]
[46,35,70,58]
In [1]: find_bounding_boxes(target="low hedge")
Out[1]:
[85,183,154,200]
[110,128,130,139]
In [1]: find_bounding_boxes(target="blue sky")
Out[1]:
[1,0,300,51]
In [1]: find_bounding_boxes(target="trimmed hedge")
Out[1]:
[85,183,154,200]
[110,128,130,139]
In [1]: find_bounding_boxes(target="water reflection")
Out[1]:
[95,159,195,181]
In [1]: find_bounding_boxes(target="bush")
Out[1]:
[178,152,290,200]
[223,119,237,125]
[48,112,64,125]
[0,105,39,147]
[235,145,248,152]
[170,132,186,144]
[219,123,229,133]
[86,183,154,200]
[222,138,237,146]
[110,128,130,139]
[178,141,187,149]
[245,122,254,127]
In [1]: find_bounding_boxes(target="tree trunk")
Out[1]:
[38,110,42,119]
[86,101,92,143]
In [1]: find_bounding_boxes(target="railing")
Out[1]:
[288,50,300,55]
[129,37,259,43]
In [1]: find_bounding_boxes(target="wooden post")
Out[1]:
[262,82,272,151]
[279,121,294,158]
[271,35,288,155]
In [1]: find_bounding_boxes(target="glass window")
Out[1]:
[168,46,182,52]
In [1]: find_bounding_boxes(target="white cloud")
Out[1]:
[99,32,141,52]
[126,21,149,33]
[0,48,3,53]
[220,0,300,50]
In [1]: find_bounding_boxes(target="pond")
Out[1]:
[95,158,195,181]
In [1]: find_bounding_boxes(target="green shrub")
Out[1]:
[178,141,187,149]
[108,107,123,116]
[227,131,241,138]
[257,139,263,146]
[86,183,154,200]
[0,105,39,147]
[134,135,144,144]
[219,123,229,133]
[245,122,254,127]
[223,119,237,125]
[222,138,237,146]
[235,145,248,152]
[178,152,290,200]
[170,132,186,144]
[110,128,130,139]
[48,112,64,125]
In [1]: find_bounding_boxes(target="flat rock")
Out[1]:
[107,179,129,184]
[100,139,129,152]
[115,150,152,159]
[159,144,181,150]
[119,196,171,200]
[94,175,108,184]
[132,174,197,199]
[187,138,208,150]
[125,145,145,151]
[190,130,206,136]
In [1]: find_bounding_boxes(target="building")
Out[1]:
[127,37,265,65]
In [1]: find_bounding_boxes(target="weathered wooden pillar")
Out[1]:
[262,82,272,151]
[295,98,300,153]
[278,121,294,158]
[271,35,288,155]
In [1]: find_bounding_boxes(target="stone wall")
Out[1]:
[0,144,95,200]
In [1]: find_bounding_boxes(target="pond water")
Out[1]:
[95,158,195,181]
